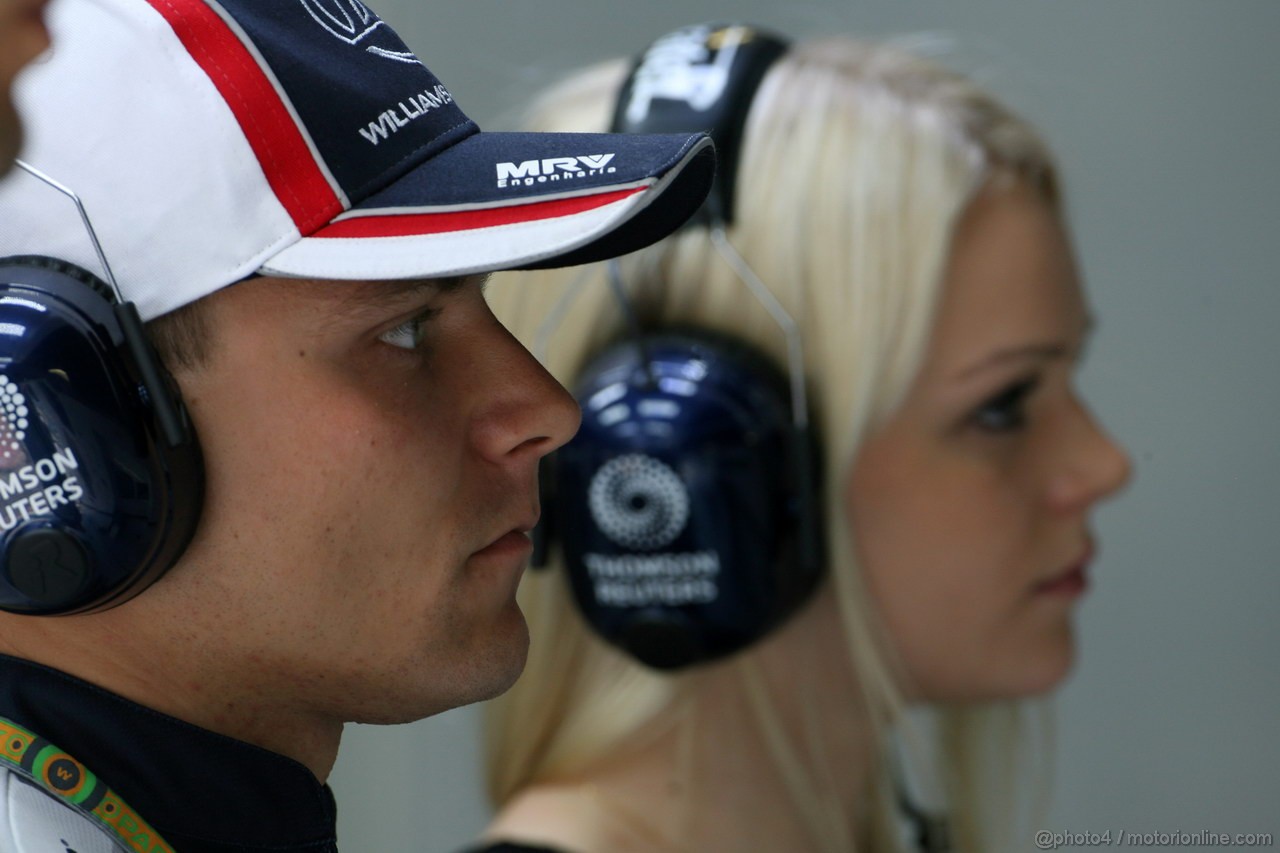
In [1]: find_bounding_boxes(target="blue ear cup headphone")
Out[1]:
[0,220,204,614]
[550,327,823,670]
[532,24,825,670]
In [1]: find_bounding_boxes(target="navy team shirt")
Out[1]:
[0,654,338,851]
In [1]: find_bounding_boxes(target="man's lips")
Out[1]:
[471,517,539,559]
[471,529,534,560]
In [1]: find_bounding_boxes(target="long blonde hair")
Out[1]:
[484,36,1060,852]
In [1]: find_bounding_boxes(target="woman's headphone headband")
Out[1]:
[610,23,789,225]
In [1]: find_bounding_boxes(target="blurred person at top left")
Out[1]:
[0,0,51,172]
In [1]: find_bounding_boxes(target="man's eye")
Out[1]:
[378,309,437,351]
[972,377,1039,433]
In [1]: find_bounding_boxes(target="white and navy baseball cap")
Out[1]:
[0,0,715,320]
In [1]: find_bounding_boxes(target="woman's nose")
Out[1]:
[1046,398,1133,514]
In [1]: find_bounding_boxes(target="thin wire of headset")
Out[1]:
[606,258,658,388]
[8,159,188,450]
[531,225,809,439]
[708,224,809,430]
[12,159,124,302]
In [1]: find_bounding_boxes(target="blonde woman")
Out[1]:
[474,25,1130,853]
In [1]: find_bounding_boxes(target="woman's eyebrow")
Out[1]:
[952,341,1071,382]
[950,316,1095,383]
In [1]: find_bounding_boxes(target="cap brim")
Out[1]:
[258,130,714,280]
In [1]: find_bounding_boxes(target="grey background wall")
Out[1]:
[329,2,1280,850]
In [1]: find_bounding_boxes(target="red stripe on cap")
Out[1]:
[145,0,341,232]
[313,186,647,239]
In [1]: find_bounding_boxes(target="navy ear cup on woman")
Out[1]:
[0,256,203,615]
[550,330,823,669]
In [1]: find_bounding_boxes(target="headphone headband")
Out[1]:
[610,24,789,224]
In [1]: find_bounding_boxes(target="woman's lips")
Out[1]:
[1034,565,1088,597]
[1035,544,1094,597]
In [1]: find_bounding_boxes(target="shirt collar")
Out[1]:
[0,654,338,851]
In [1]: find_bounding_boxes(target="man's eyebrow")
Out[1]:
[429,274,487,295]
[328,274,488,320]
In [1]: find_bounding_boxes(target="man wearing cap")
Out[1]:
[0,0,713,849]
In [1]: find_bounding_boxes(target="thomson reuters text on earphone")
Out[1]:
[1035,830,1274,849]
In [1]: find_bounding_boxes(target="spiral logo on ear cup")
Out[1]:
[588,454,690,551]
[0,375,30,463]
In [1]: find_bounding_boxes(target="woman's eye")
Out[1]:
[378,310,436,351]
[972,377,1039,433]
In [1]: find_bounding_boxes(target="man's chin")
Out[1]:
[354,621,531,725]
[474,612,532,703]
